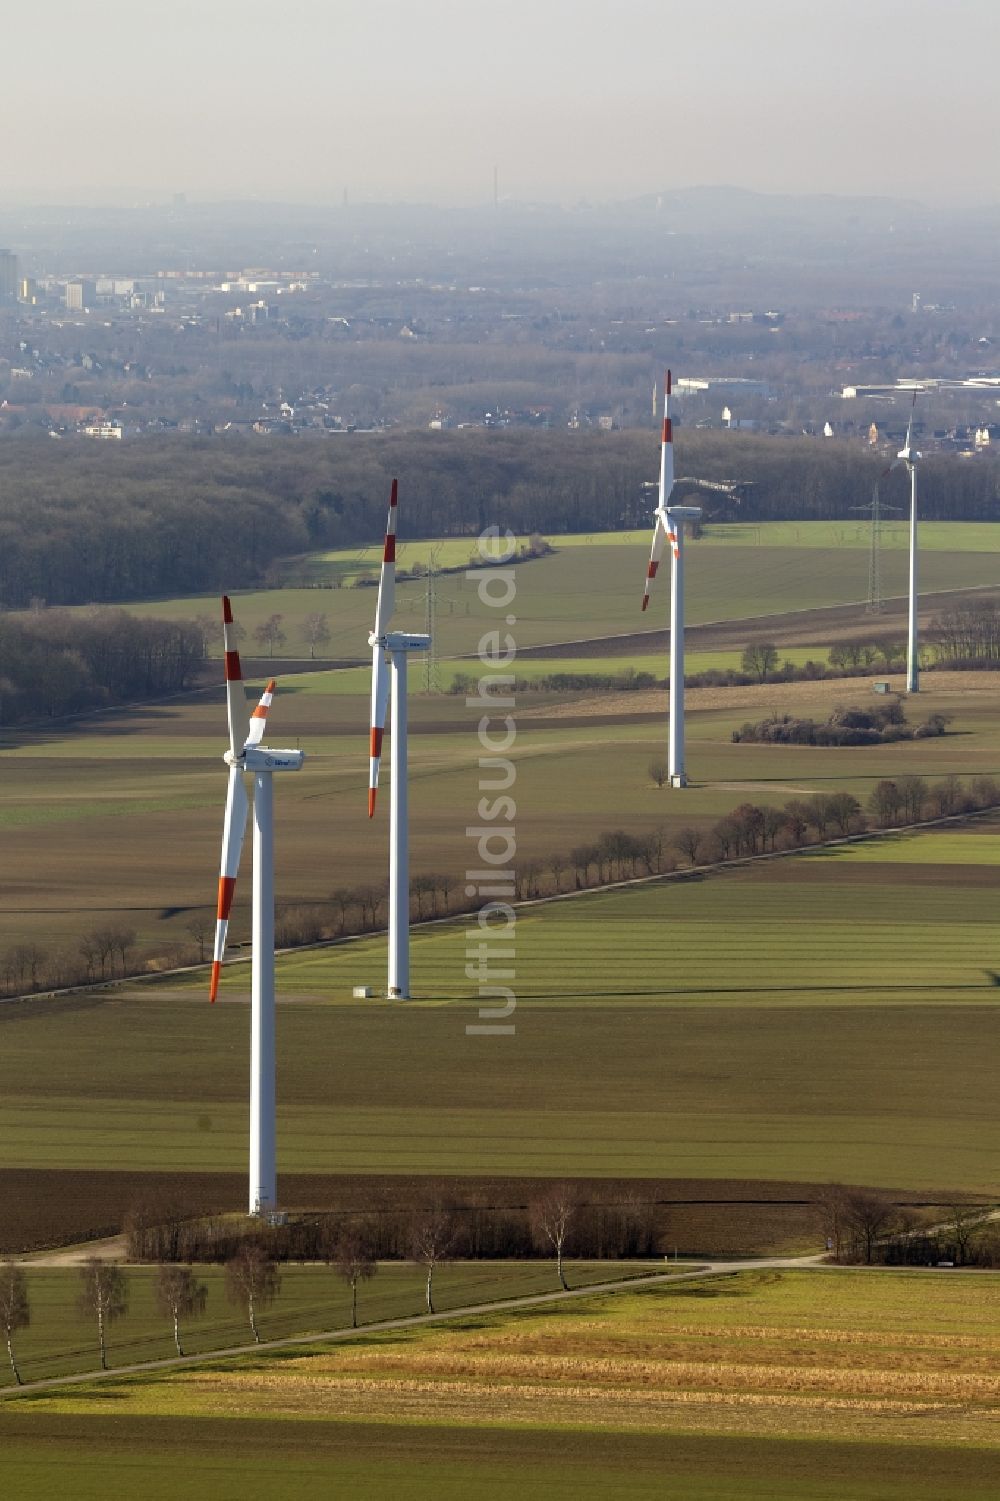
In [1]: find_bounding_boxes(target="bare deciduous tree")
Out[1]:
[253,614,286,658]
[673,827,703,866]
[225,1244,280,1344]
[531,1185,576,1290]
[155,1264,207,1357]
[948,1204,982,1267]
[301,612,332,661]
[329,888,354,933]
[648,759,669,789]
[409,1204,456,1315]
[186,916,210,962]
[77,1259,128,1370]
[330,1222,377,1329]
[845,1191,894,1264]
[0,1261,29,1385]
[815,1183,850,1261]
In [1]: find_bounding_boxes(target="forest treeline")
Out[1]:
[0,429,998,608]
[0,609,203,722]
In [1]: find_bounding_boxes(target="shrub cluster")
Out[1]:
[732,701,948,747]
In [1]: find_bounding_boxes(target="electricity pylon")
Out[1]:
[852,476,902,615]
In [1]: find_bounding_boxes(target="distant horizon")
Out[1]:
[0,182,988,215]
[5,0,997,208]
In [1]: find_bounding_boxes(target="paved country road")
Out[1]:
[9,1248,998,1400]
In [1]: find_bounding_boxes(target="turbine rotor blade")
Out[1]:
[244,679,276,748]
[902,389,917,454]
[666,518,679,560]
[368,645,391,815]
[641,513,668,611]
[659,369,675,504]
[373,478,398,638]
[210,765,249,1002]
[222,595,250,757]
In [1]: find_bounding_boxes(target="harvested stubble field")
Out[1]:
[5,1270,1000,1500]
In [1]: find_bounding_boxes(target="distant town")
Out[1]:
[3,197,1000,455]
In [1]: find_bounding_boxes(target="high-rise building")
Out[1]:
[64,279,97,310]
[0,250,18,303]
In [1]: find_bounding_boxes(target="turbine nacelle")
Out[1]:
[371,631,431,653]
[223,748,305,772]
[664,504,703,521]
[247,747,305,772]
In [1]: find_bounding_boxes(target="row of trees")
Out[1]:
[1,1187,597,1382]
[125,1187,660,1285]
[0,1252,264,1383]
[667,774,998,870]
[931,601,1000,665]
[1,431,1000,608]
[3,774,997,1003]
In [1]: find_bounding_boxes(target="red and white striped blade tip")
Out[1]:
[209,960,221,1003]
[222,595,233,624]
[368,787,377,818]
[665,369,671,395]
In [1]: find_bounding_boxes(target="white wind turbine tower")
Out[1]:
[368,479,430,998]
[210,595,305,1215]
[641,370,702,787]
[891,392,922,692]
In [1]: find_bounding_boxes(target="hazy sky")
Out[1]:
[8,0,997,205]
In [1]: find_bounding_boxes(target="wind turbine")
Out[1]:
[891,392,922,691]
[641,370,702,787]
[210,595,304,1215]
[368,479,429,998]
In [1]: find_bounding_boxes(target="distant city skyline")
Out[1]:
[5,0,998,208]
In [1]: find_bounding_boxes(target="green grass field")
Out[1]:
[5,1269,1000,1500]
[313,519,1000,572]
[3,819,999,1191]
[49,521,1000,664]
